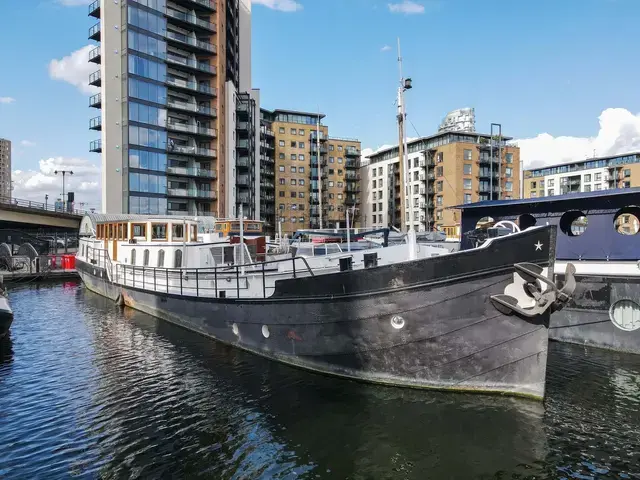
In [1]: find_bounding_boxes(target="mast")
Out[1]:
[397,38,416,259]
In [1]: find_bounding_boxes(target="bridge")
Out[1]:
[0,196,86,232]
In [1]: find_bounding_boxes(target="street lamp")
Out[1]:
[45,194,49,210]
[54,170,73,212]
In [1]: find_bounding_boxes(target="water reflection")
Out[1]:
[0,282,639,479]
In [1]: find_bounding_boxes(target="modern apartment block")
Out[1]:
[361,131,520,236]
[0,138,10,198]
[87,0,255,216]
[523,152,640,198]
[257,109,362,236]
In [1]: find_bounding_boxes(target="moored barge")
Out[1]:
[76,214,575,399]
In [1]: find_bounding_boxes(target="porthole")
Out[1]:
[613,206,640,236]
[232,323,239,336]
[476,216,495,229]
[262,325,270,338]
[609,299,640,332]
[518,214,537,230]
[391,315,405,330]
[559,210,587,237]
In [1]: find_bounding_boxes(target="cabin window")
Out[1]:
[191,225,198,241]
[131,249,137,265]
[118,223,125,240]
[152,224,167,240]
[174,249,182,268]
[143,249,150,266]
[132,223,146,238]
[158,249,165,267]
[172,224,184,240]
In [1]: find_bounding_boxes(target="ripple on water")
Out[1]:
[0,281,639,479]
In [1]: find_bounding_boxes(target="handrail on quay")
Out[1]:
[0,196,88,216]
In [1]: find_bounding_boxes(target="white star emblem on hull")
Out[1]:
[534,241,543,251]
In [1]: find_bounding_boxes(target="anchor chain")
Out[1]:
[491,262,577,319]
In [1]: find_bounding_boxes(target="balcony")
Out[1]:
[88,0,100,18]
[311,145,328,154]
[236,156,250,168]
[237,193,251,204]
[166,121,217,138]
[166,30,216,54]
[237,140,250,150]
[345,146,360,157]
[165,8,217,33]
[168,188,217,199]
[260,167,275,176]
[89,139,102,153]
[310,131,327,142]
[345,173,360,181]
[89,93,101,108]
[167,98,217,117]
[89,70,101,87]
[237,121,251,131]
[165,76,216,97]
[169,144,217,158]
[166,53,215,75]
[88,22,100,41]
[88,46,101,64]
[167,166,217,179]
[345,160,358,169]
[260,193,275,202]
[236,175,250,186]
[172,0,216,13]
[89,116,101,130]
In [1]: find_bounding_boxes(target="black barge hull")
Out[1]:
[0,296,13,339]
[552,273,640,354]
[77,227,559,399]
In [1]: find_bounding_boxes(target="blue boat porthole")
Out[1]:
[232,323,239,336]
[262,325,270,338]
[609,299,640,332]
[391,315,405,330]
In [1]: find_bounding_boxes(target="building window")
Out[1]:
[624,169,631,177]
[279,178,285,185]
[584,185,592,192]
[530,192,537,198]
[290,128,296,135]
[338,157,343,164]
[436,196,443,206]
[531,181,537,189]
[595,173,602,181]
[299,142,305,148]
[279,153,285,159]
[464,149,472,160]
[157,249,165,267]
[436,181,443,192]
[548,188,555,196]
[290,179,297,185]
[372,180,377,188]
[330,157,335,163]
[548,179,555,187]
[463,179,472,190]
[279,127,285,134]
[506,153,513,164]
[505,167,513,177]
[299,154,305,161]
[279,191,285,197]
[290,154,296,160]
[290,141,296,148]
[595,183,602,190]
[279,140,285,147]
[329,181,334,187]
[279,165,285,172]
[584,174,591,182]
[330,145,334,151]
[290,192,296,198]
[436,167,443,177]
[298,129,304,135]
[299,179,305,186]
[437,152,444,163]
[290,166,297,173]
[299,192,305,198]
[174,249,182,268]
[505,181,513,192]
[279,203,285,210]
[463,164,472,175]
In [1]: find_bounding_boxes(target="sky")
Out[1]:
[0,0,639,209]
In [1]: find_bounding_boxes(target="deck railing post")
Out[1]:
[180,270,183,296]
[236,266,240,298]
[214,267,218,297]
[196,269,199,297]
[292,258,297,278]
[166,269,169,294]
[142,267,145,290]
[153,268,156,292]
[262,261,266,298]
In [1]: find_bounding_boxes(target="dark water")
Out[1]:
[1,282,639,479]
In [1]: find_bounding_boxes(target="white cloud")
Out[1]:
[381,45,392,52]
[0,97,15,104]
[388,1,425,14]
[514,108,640,169]
[48,45,99,95]
[20,140,36,147]
[252,0,302,12]
[57,0,91,5]
[12,157,101,209]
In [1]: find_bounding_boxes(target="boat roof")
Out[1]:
[80,213,217,235]
[450,187,640,210]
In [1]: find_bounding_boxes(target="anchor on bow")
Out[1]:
[491,262,577,319]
